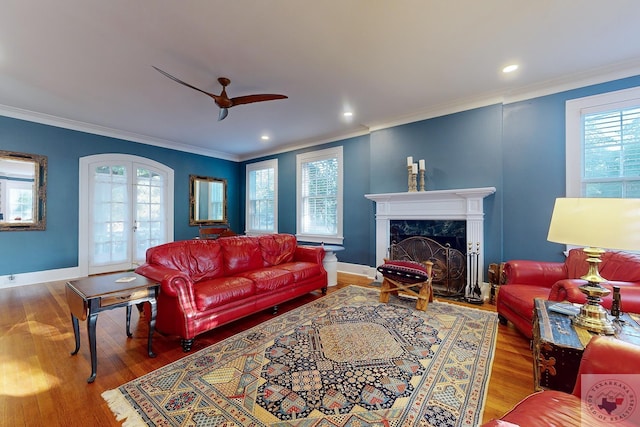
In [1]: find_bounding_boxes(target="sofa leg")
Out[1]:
[321,287,327,295]
[181,338,194,352]
[498,314,508,325]
[272,305,278,314]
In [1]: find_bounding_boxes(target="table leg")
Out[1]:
[86,312,98,383]
[70,314,81,355]
[147,299,157,358]
[126,305,133,338]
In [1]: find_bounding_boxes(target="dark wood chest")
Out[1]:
[532,298,640,393]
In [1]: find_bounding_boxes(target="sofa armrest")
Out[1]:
[135,264,194,300]
[547,278,587,302]
[503,260,566,287]
[573,336,640,396]
[294,245,325,265]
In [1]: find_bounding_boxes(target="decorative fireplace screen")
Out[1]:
[388,236,466,297]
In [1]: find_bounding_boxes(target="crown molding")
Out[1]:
[0,104,239,161]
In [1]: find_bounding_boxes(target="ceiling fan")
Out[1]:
[152,66,288,121]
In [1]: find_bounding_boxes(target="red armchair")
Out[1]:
[481,336,640,426]
[497,249,640,339]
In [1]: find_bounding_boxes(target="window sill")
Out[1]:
[295,234,344,245]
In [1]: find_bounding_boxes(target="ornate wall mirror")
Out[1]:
[0,150,47,231]
[189,175,227,226]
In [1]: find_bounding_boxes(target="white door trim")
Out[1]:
[78,154,174,277]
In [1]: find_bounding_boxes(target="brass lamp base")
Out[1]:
[571,247,615,335]
[572,292,615,335]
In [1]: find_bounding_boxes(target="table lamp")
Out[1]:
[547,198,640,334]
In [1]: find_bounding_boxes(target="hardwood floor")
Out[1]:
[0,273,534,426]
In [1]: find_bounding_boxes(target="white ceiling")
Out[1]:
[2,1,640,161]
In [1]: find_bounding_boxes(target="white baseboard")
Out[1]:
[0,266,83,289]
[1,261,378,290]
[337,262,378,281]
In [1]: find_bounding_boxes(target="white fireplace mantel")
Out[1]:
[365,187,496,284]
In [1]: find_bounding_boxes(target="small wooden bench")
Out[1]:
[378,259,434,311]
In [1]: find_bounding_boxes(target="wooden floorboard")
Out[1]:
[0,273,534,426]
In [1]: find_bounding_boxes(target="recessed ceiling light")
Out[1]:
[502,64,519,73]
[261,135,270,141]
[343,111,353,117]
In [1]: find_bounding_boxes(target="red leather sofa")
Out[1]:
[135,233,327,351]
[481,336,640,426]
[497,249,640,339]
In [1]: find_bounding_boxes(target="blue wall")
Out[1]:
[2,74,640,278]
[239,135,372,266]
[0,116,240,275]
[502,75,640,262]
[241,76,640,269]
[369,105,503,267]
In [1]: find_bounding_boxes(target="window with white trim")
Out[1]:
[246,159,278,234]
[566,86,640,197]
[296,146,343,244]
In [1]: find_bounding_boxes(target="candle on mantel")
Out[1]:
[419,159,425,170]
[412,163,418,174]
[407,156,413,167]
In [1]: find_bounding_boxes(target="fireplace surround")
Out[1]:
[365,187,496,287]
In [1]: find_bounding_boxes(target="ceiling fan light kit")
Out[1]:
[152,66,287,121]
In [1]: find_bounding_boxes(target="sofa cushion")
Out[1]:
[497,391,592,426]
[565,248,640,282]
[219,236,264,275]
[497,284,550,317]
[238,267,294,293]
[600,250,640,282]
[258,234,296,266]
[258,234,298,266]
[147,240,224,282]
[277,262,324,283]
[193,276,255,311]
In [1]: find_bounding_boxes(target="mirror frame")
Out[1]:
[189,175,227,226]
[0,150,47,231]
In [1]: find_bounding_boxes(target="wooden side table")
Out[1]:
[66,272,159,383]
[532,298,640,393]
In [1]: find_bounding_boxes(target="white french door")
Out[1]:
[79,154,174,275]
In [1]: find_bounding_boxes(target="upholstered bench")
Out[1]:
[377,260,433,311]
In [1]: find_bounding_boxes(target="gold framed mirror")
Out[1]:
[189,175,227,226]
[0,150,47,231]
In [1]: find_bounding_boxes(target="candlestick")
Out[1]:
[419,169,425,191]
[407,156,413,167]
[419,159,425,170]
[407,165,413,191]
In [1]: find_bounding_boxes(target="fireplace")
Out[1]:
[390,220,466,296]
[365,187,496,287]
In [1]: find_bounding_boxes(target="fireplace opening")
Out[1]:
[389,220,467,297]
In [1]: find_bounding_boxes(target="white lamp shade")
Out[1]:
[547,198,640,251]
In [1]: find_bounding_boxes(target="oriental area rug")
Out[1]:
[102,285,498,427]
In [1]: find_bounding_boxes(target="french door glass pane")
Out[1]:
[135,166,165,261]
[92,165,129,265]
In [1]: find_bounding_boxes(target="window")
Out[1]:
[566,86,640,197]
[296,146,343,244]
[246,159,278,234]
[8,185,33,221]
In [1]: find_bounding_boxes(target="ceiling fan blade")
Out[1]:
[230,94,288,107]
[152,66,220,101]
[218,108,229,121]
